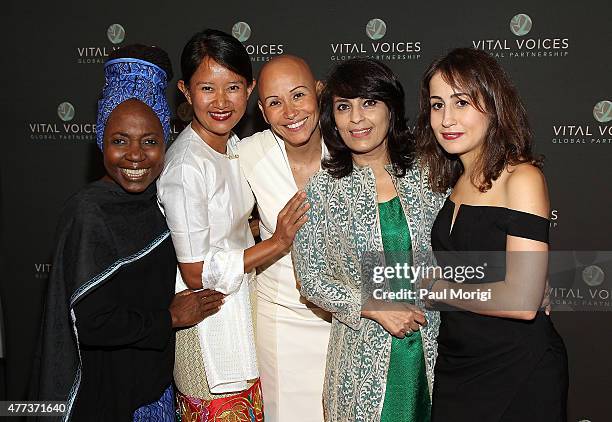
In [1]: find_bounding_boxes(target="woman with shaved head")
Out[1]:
[238,55,331,422]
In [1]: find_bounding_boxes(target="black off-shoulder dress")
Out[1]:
[431,198,568,422]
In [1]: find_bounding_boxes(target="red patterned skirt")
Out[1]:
[176,379,264,422]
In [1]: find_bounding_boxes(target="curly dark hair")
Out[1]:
[415,48,542,193]
[320,58,415,179]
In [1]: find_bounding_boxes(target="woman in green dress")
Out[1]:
[293,58,446,422]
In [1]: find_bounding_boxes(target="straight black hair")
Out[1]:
[180,28,252,85]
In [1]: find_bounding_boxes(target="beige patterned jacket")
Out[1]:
[294,163,446,422]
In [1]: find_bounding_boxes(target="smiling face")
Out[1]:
[258,57,321,147]
[102,99,165,193]
[179,57,254,144]
[428,71,490,160]
[333,96,390,158]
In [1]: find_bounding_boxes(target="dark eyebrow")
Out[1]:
[333,97,350,103]
[108,131,130,137]
[429,93,469,101]
[195,80,245,85]
[107,132,159,138]
[264,85,309,101]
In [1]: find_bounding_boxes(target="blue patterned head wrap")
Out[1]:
[96,58,171,150]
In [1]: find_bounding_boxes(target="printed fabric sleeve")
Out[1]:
[157,159,244,294]
[293,178,363,330]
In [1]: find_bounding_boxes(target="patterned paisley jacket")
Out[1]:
[293,163,446,422]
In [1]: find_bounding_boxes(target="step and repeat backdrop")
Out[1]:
[2,0,610,420]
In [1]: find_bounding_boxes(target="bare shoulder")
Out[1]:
[505,163,549,218]
[506,162,547,189]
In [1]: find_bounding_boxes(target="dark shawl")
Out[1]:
[29,180,171,421]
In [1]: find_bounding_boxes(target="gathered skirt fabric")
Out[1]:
[176,379,264,422]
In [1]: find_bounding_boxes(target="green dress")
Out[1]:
[378,196,431,422]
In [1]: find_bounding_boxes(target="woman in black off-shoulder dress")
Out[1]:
[415,48,568,422]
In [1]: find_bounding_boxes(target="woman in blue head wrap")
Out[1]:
[30,44,225,422]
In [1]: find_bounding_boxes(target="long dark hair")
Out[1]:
[320,58,415,178]
[180,28,252,85]
[416,48,542,193]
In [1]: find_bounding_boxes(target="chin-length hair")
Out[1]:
[415,48,543,193]
[320,58,415,179]
[180,29,252,86]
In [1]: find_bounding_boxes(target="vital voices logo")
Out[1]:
[366,18,387,40]
[330,18,422,61]
[232,22,251,42]
[57,102,75,122]
[582,265,605,287]
[473,14,569,59]
[107,24,126,44]
[231,21,284,62]
[509,14,532,36]
[28,102,96,141]
[76,24,125,64]
[551,101,612,145]
[550,252,611,311]
[34,263,52,280]
[593,100,612,123]
[329,18,422,62]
